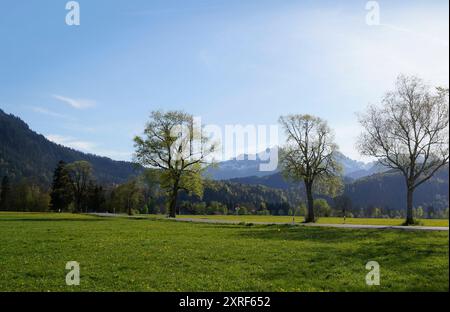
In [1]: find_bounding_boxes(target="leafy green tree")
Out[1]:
[106,179,144,215]
[314,199,332,217]
[426,205,436,219]
[238,206,248,215]
[279,114,342,222]
[86,182,105,212]
[206,201,224,215]
[259,201,267,211]
[333,195,353,218]
[24,183,50,212]
[257,209,270,215]
[122,180,143,216]
[371,207,382,218]
[134,111,216,218]
[0,176,10,211]
[192,202,207,215]
[141,169,162,211]
[141,204,149,214]
[298,203,307,216]
[50,161,73,212]
[66,161,93,213]
[414,206,424,219]
[5,179,49,212]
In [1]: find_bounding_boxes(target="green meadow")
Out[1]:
[0,212,448,292]
[176,215,449,227]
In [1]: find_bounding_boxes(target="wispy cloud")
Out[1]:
[94,149,132,161]
[52,94,96,109]
[46,134,96,151]
[30,106,75,120]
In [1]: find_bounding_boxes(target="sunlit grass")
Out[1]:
[0,212,448,292]
[176,214,449,227]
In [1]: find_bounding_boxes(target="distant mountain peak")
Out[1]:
[207,147,384,180]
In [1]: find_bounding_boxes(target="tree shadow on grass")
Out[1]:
[237,223,448,241]
[234,225,388,243]
[233,224,448,268]
[237,226,448,291]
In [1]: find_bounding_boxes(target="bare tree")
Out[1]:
[358,75,449,225]
[279,114,342,223]
[134,111,216,218]
[66,161,93,213]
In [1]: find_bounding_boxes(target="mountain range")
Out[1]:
[206,148,386,180]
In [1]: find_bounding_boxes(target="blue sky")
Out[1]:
[0,0,448,161]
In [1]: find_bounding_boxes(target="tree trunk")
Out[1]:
[168,183,179,218]
[127,196,132,216]
[405,186,414,225]
[75,196,81,213]
[304,181,315,223]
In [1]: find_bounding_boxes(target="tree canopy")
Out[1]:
[279,114,342,222]
[133,110,217,217]
[358,75,449,224]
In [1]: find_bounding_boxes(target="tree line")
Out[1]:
[0,165,447,219]
[132,74,449,225]
[0,75,448,224]
[0,163,298,215]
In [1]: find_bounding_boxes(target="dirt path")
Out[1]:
[88,213,448,231]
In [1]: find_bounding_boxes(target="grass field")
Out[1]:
[0,212,448,291]
[176,215,450,227]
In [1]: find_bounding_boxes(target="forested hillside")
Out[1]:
[178,180,302,214]
[345,165,449,214]
[230,167,449,215]
[0,109,140,186]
